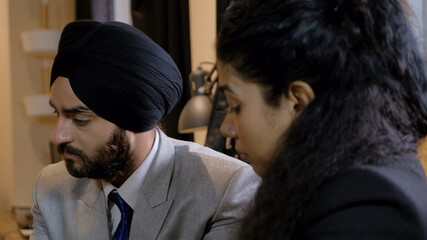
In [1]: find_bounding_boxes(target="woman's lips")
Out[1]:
[238,152,249,162]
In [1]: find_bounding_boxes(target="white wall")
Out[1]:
[0,0,74,211]
[113,0,132,24]
[0,0,14,212]
[189,0,217,144]
[189,0,216,69]
[408,0,427,53]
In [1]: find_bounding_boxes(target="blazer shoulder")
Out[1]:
[172,137,250,168]
[170,136,260,196]
[322,165,427,204]
[34,161,94,196]
[35,161,72,187]
[304,164,427,239]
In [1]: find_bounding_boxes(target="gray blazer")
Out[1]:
[31,130,260,240]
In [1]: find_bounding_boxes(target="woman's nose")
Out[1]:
[220,115,237,138]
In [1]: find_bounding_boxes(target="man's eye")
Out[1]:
[73,119,89,125]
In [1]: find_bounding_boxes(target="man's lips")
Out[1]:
[63,151,78,160]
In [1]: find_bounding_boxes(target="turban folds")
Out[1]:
[51,20,183,132]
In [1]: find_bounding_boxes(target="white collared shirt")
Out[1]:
[101,128,159,235]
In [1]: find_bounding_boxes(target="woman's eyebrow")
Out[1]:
[219,84,235,94]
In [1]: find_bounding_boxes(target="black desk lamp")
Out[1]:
[178,63,217,134]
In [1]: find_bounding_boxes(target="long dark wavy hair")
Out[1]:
[216,0,427,239]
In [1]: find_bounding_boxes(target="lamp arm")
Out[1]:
[205,63,217,83]
[204,63,217,95]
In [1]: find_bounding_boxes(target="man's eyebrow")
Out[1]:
[49,100,92,114]
[63,106,92,114]
[218,84,235,94]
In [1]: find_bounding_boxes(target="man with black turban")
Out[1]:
[30,20,260,240]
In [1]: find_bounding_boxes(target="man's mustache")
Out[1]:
[58,144,84,158]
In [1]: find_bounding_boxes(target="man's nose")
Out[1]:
[50,120,73,146]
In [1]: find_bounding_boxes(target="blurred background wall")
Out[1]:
[0,0,216,212]
[0,0,75,212]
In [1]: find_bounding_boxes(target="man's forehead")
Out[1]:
[50,77,92,113]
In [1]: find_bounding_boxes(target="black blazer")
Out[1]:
[299,155,427,240]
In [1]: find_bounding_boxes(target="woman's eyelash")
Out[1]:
[226,105,240,113]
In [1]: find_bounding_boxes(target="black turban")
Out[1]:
[51,20,183,132]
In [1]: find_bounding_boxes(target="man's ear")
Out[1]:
[286,81,315,113]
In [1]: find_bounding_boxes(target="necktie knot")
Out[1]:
[108,190,133,240]
[109,190,133,214]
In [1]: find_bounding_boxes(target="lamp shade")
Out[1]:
[178,95,213,133]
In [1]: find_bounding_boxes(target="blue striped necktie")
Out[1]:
[109,190,134,240]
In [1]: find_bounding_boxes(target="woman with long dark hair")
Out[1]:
[217,0,427,239]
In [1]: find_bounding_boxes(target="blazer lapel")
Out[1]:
[76,179,110,240]
[129,130,179,239]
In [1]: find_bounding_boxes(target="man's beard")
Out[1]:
[58,127,134,181]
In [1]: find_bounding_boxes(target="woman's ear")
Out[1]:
[286,81,315,113]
